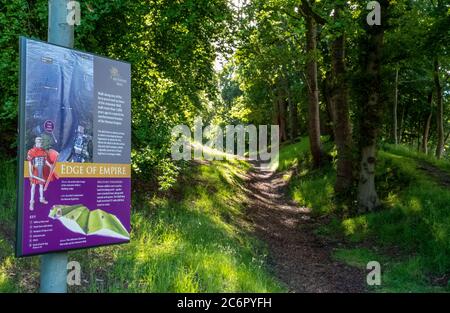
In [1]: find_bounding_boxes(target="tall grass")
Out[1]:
[382,143,450,173]
[0,159,16,223]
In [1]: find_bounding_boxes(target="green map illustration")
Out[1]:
[49,205,130,240]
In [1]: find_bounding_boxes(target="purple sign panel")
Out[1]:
[17,37,131,257]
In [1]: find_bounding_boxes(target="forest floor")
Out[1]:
[244,161,367,293]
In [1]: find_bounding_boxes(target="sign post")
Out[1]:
[39,0,74,294]
[40,251,69,293]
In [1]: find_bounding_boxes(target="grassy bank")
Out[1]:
[0,158,282,292]
[279,138,450,292]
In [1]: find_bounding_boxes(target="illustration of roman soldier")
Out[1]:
[27,137,59,211]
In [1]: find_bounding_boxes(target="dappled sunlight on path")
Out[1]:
[244,161,367,293]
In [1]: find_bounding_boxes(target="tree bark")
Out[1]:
[282,76,298,141]
[434,57,444,159]
[330,6,353,194]
[272,87,287,142]
[323,73,336,141]
[393,67,399,144]
[274,86,288,143]
[357,1,388,212]
[398,105,406,144]
[305,13,323,167]
[272,91,279,140]
[286,85,298,141]
[445,131,450,146]
[358,145,380,211]
[421,92,433,154]
[279,97,288,142]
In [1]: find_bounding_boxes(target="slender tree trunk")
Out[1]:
[272,91,279,141]
[421,92,433,154]
[322,71,336,141]
[445,131,450,146]
[330,6,353,194]
[272,87,287,142]
[278,93,288,142]
[393,67,399,144]
[398,105,406,143]
[357,1,389,212]
[282,76,298,141]
[287,91,298,141]
[417,119,422,151]
[305,14,323,167]
[434,57,444,159]
[358,145,380,211]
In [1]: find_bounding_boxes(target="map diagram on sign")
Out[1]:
[49,204,130,240]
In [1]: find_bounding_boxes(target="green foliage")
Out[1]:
[333,248,448,293]
[0,0,233,189]
[383,143,450,171]
[223,0,309,129]
[333,248,385,269]
[0,0,47,155]
[275,137,336,215]
[270,139,311,172]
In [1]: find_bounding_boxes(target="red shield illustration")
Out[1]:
[44,149,59,191]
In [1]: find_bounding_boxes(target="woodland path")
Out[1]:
[244,161,367,293]
[417,161,450,188]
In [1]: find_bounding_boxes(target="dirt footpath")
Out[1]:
[244,162,367,293]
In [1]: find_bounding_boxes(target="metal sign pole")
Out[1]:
[39,0,74,293]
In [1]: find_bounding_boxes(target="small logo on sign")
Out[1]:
[110,66,120,78]
[44,120,55,133]
[110,66,127,87]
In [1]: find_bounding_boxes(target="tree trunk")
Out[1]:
[393,67,399,144]
[288,94,298,141]
[272,92,280,141]
[445,131,450,146]
[323,71,336,141]
[398,105,406,143]
[282,76,298,141]
[278,93,288,142]
[305,14,323,167]
[434,57,444,159]
[330,6,353,194]
[421,92,433,154]
[357,1,388,212]
[358,145,380,211]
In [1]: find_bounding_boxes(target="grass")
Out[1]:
[275,138,337,216]
[332,248,446,292]
[278,138,450,292]
[270,139,311,172]
[382,143,450,174]
[0,157,283,293]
